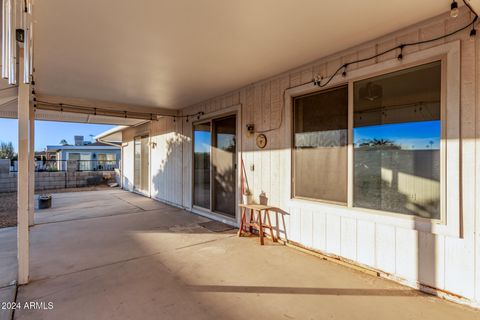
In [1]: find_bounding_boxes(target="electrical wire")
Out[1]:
[254,1,479,134]
[314,0,478,88]
[34,99,205,121]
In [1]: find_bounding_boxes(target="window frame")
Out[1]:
[350,59,444,222]
[285,41,460,237]
[291,85,349,206]
[190,104,242,226]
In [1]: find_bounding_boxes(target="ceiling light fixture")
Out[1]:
[359,82,383,101]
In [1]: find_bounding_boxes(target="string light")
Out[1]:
[451,0,459,18]
[397,44,405,60]
[33,98,205,121]
[313,0,477,88]
[471,23,477,37]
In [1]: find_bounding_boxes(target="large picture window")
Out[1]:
[291,60,443,220]
[293,85,348,204]
[353,61,441,219]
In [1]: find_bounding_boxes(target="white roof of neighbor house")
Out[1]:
[32,0,461,110]
[46,144,120,152]
[94,126,128,143]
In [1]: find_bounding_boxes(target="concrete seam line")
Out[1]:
[175,235,237,251]
[110,194,146,211]
[11,283,18,320]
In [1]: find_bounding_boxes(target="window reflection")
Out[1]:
[193,124,211,209]
[213,116,236,216]
[293,85,348,203]
[353,61,441,219]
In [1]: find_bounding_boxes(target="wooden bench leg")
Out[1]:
[249,208,253,233]
[258,209,264,245]
[238,207,246,237]
[265,209,277,242]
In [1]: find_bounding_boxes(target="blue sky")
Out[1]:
[194,131,211,153]
[1,118,439,153]
[0,118,115,152]
[354,120,440,150]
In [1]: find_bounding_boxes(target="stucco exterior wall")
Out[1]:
[121,8,480,305]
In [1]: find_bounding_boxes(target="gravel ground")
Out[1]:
[0,192,17,228]
[0,185,111,228]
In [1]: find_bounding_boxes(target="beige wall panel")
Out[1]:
[395,228,419,281]
[312,210,327,251]
[340,217,357,261]
[375,224,396,274]
[356,220,375,266]
[300,209,313,248]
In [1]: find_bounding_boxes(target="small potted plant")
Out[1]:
[259,191,268,205]
[243,188,253,205]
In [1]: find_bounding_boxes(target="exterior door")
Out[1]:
[193,115,237,218]
[134,135,150,194]
[212,116,236,216]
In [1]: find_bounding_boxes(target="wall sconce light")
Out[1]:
[246,124,255,135]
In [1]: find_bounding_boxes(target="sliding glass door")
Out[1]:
[193,115,237,217]
[193,123,211,209]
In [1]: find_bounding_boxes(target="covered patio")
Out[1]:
[3,0,480,316]
[0,189,478,319]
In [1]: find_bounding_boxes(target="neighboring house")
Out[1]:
[95,5,480,307]
[34,150,57,161]
[45,136,121,171]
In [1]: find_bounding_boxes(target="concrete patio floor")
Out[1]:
[1,189,479,319]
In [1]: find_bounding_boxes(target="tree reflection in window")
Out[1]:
[353,61,441,219]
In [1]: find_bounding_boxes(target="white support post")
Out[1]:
[17,50,30,285]
[28,105,35,226]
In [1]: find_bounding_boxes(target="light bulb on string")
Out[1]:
[470,24,477,37]
[451,1,459,18]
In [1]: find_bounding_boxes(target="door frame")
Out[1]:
[190,105,242,226]
[133,134,151,196]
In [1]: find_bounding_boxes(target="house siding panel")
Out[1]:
[120,8,480,305]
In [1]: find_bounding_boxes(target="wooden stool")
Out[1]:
[238,204,277,245]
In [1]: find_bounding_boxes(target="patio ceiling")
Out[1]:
[34,0,458,110]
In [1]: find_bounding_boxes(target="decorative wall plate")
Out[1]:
[256,134,267,149]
